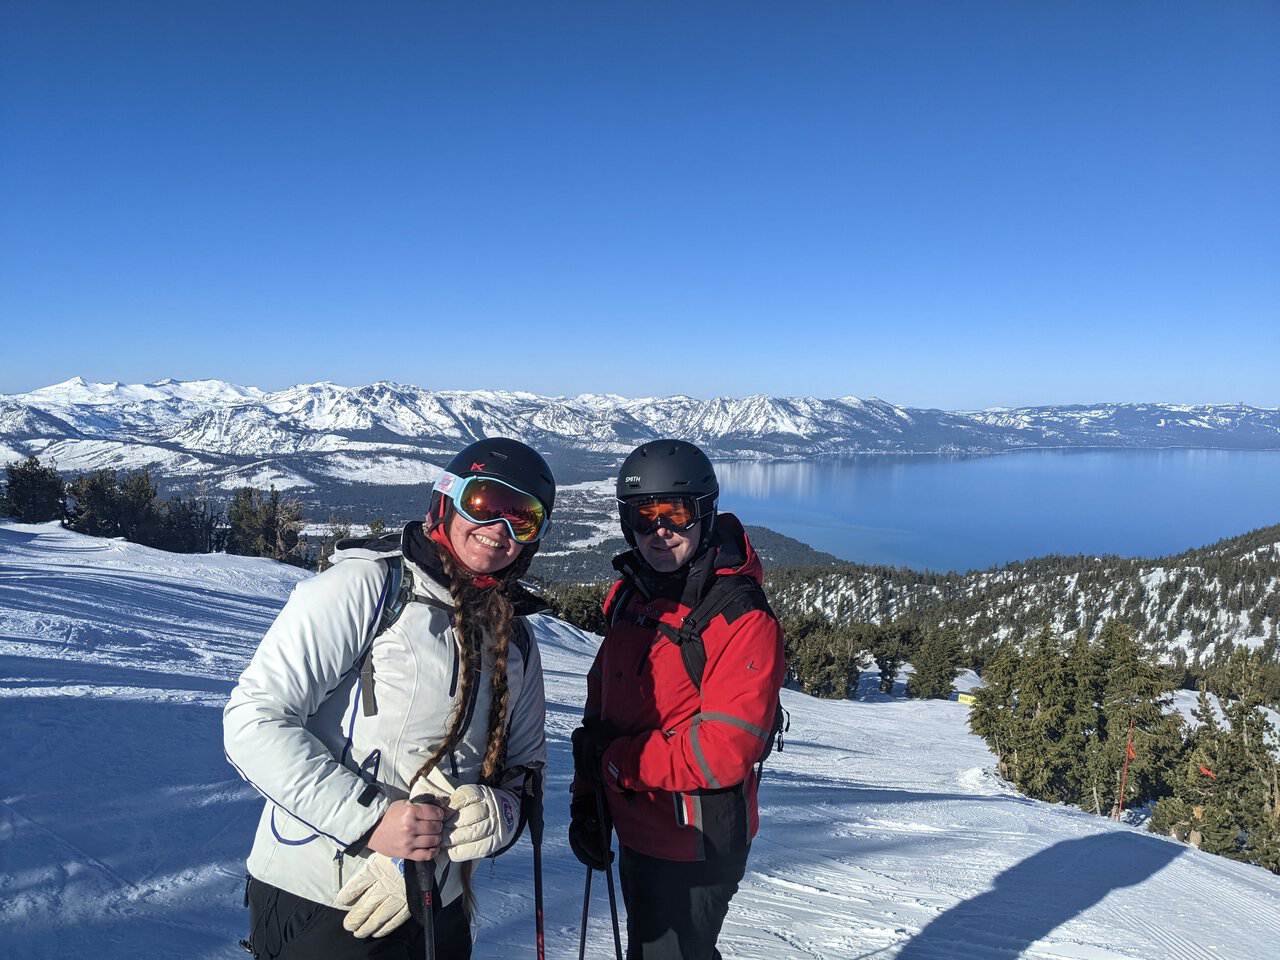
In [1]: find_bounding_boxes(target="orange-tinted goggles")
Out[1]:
[618,495,708,535]
[437,472,550,543]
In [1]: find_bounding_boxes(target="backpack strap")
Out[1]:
[359,556,452,717]
[360,561,536,719]
[646,575,789,773]
[511,616,532,664]
[653,575,772,690]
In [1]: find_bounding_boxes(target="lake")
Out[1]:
[715,449,1280,572]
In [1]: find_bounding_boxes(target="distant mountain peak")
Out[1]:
[2,378,1278,490]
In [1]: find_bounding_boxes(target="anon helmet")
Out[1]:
[615,439,718,549]
[429,437,557,554]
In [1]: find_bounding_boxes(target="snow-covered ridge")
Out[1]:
[769,522,1280,666]
[4,378,1280,491]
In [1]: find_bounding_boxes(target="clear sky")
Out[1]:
[1,1,1276,408]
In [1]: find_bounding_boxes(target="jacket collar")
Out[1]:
[401,520,549,616]
[401,521,456,605]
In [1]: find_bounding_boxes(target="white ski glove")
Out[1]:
[442,783,522,862]
[336,852,411,939]
[336,768,452,939]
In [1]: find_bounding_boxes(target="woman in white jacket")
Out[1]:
[224,438,556,960]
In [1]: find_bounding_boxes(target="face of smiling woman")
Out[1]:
[447,513,524,575]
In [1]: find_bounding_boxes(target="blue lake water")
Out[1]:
[715,450,1280,572]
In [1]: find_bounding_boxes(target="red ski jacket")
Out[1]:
[576,514,785,862]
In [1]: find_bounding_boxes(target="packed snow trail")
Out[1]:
[2,522,1278,959]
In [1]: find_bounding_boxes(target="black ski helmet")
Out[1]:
[429,437,557,552]
[615,439,718,548]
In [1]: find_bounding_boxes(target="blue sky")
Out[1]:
[1,2,1276,408]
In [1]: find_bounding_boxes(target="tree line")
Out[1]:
[970,621,1279,875]
[0,454,337,566]
[544,582,964,702]
[764,532,1280,708]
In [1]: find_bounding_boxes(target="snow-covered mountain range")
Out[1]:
[3,520,1278,958]
[3,377,1279,494]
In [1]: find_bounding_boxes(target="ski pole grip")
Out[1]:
[408,793,443,958]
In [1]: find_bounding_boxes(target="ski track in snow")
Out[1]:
[3,521,1279,959]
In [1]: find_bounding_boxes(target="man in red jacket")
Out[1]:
[571,440,786,959]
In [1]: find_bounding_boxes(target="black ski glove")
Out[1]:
[568,793,613,871]
[571,721,613,786]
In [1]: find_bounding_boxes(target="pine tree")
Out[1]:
[1095,619,1181,817]
[158,495,224,553]
[970,642,1019,780]
[873,620,917,694]
[1009,628,1076,802]
[2,456,66,521]
[1065,629,1109,812]
[114,470,161,545]
[226,487,267,556]
[66,469,123,537]
[225,486,305,563]
[908,628,961,700]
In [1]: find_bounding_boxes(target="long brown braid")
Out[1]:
[404,530,534,918]
[407,533,534,794]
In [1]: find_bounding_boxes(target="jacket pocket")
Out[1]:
[247,877,327,960]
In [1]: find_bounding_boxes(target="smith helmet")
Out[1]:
[615,439,718,548]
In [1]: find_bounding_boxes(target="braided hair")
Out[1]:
[407,527,534,794]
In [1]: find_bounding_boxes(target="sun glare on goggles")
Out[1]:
[618,494,713,535]
[435,471,550,543]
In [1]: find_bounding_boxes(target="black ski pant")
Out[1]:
[617,844,749,960]
[244,875,471,960]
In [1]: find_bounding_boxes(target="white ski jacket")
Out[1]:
[223,526,547,909]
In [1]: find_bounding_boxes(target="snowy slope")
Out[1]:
[2,523,1279,959]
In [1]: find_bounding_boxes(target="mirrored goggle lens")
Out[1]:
[455,477,548,543]
[627,496,699,535]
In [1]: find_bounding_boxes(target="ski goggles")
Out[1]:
[435,471,551,543]
[617,493,716,536]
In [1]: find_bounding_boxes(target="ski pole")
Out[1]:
[593,786,624,960]
[529,769,546,960]
[577,865,592,960]
[410,794,443,960]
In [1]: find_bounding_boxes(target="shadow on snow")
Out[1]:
[893,831,1184,959]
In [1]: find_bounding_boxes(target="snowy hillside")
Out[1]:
[3,378,1279,497]
[3,522,1279,959]
[768,523,1280,666]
